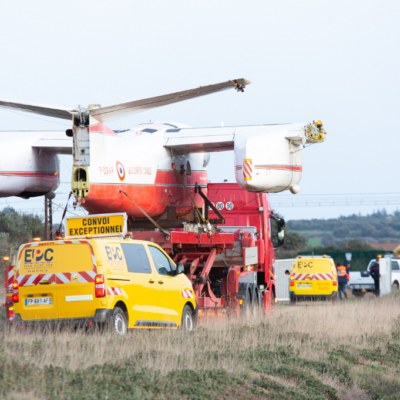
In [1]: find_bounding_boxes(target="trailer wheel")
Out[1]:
[392,281,399,291]
[252,288,262,318]
[240,289,252,319]
[109,307,128,336]
[181,305,195,331]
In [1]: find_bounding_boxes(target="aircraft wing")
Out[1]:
[0,78,250,123]
[87,78,251,122]
[163,122,323,154]
[32,132,72,154]
[163,127,236,153]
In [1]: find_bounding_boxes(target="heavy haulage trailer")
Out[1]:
[3,183,284,324]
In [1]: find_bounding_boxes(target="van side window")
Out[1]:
[121,244,152,274]
[148,246,175,276]
[392,261,400,271]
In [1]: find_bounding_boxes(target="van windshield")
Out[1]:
[294,259,332,274]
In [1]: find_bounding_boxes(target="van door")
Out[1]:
[294,259,334,295]
[16,244,58,321]
[57,242,98,319]
[147,245,182,327]
[119,243,160,327]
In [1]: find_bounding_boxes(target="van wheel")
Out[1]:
[110,307,127,336]
[181,305,195,331]
[392,282,399,291]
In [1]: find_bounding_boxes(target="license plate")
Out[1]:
[25,297,52,306]
[297,284,311,288]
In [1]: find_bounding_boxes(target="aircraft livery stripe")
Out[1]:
[254,165,302,171]
[0,172,59,177]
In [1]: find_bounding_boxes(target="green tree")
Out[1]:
[280,230,308,251]
[343,239,373,251]
[272,211,308,258]
[0,208,44,250]
[0,232,11,286]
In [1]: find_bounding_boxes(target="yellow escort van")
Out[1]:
[285,255,338,303]
[12,238,197,334]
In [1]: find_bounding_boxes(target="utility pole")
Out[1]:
[44,197,53,241]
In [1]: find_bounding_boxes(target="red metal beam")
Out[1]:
[170,231,234,245]
[190,257,201,275]
[193,247,217,296]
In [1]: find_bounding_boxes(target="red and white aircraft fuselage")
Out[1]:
[85,121,207,217]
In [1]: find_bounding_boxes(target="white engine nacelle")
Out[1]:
[0,132,61,199]
[234,122,323,193]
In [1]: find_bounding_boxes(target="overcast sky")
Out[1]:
[0,0,399,221]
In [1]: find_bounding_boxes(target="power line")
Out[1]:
[272,200,400,208]
[275,192,400,197]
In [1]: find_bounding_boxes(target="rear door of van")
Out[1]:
[56,242,99,319]
[16,243,58,321]
[294,259,335,295]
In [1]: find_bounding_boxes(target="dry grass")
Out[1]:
[1,293,400,399]
[3,296,398,371]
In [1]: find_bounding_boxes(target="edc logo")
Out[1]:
[24,248,54,263]
[105,246,123,261]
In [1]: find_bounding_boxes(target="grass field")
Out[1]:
[306,238,323,247]
[2,284,400,399]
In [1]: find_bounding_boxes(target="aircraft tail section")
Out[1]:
[0,99,72,120]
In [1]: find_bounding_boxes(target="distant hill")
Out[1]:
[287,209,400,247]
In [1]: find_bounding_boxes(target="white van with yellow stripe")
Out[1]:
[12,238,197,334]
[286,255,338,302]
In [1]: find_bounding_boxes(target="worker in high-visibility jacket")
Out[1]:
[337,262,350,300]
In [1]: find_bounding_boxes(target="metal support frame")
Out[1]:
[195,184,225,224]
[72,111,90,167]
[194,247,217,295]
[128,184,226,230]
[44,197,53,241]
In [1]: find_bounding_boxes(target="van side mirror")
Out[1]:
[176,263,184,275]
[285,270,290,275]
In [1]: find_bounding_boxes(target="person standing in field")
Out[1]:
[370,258,380,297]
[337,262,349,300]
